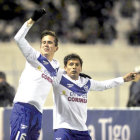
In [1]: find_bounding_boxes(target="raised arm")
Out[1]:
[14,8,46,41]
[14,9,46,59]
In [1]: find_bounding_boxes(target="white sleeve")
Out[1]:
[14,21,39,62]
[89,77,124,91]
[52,68,65,85]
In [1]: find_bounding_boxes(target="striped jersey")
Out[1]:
[13,22,59,113]
[51,69,124,131]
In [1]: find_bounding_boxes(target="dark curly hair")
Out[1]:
[64,53,83,67]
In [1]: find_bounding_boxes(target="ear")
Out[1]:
[55,46,58,52]
[64,65,67,72]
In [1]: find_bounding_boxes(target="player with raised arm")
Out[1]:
[10,9,59,140]
[40,53,138,140]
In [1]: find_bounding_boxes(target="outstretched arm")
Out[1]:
[90,72,138,91]
[90,77,124,91]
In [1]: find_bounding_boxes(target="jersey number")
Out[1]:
[16,131,27,140]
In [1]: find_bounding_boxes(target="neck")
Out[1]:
[70,75,79,80]
[43,54,54,61]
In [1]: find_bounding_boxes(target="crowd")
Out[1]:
[1,0,139,45]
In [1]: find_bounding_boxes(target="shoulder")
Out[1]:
[79,74,91,82]
[79,76,91,87]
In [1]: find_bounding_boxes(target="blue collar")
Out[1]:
[60,76,91,96]
[37,54,58,76]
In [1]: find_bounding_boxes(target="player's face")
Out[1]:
[40,35,58,57]
[64,59,82,80]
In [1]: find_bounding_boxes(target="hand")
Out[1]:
[31,8,46,21]
[123,72,138,82]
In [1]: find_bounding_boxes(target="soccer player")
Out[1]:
[10,9,59,140]
[40,53,138,140]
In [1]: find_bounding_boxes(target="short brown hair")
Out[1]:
[41,30,58,46]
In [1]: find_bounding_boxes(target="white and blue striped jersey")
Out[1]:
[13,22,59,113]
[51,69,124,131]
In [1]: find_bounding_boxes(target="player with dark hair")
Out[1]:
[53,53,137,140]
[37,53,138,140]
[10,9,59,140]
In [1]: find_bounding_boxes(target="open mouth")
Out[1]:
[71,71,77,74]
[44,48,49,52]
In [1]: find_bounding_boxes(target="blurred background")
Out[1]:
[0,0,140,108]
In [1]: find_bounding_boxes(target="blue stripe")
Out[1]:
[60,76,91,95]
[37,54,57,76]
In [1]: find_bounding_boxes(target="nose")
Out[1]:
[72,64,76,69]
[44,42,49,47]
